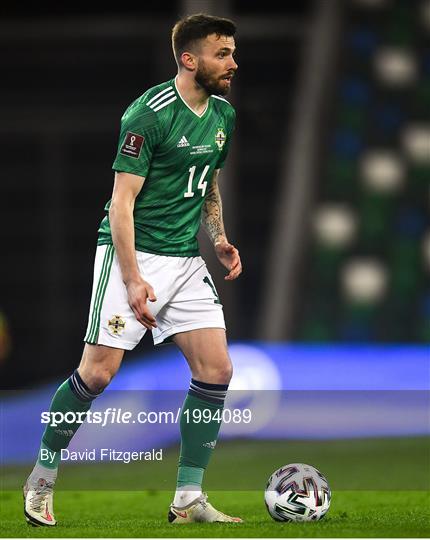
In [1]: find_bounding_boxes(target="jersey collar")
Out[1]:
[174,76,210,119]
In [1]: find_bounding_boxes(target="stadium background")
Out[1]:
[0,0,429,536]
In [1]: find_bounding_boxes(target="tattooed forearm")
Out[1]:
[201,178,227,245]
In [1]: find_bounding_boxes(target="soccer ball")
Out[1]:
[264,463,331,522]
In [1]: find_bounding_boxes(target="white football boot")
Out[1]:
[168,492,243,523]
[23,478,56,526]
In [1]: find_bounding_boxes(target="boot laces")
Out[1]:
[29,479,54,512]
[199,493,208,509]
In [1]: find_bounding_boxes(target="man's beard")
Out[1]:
[195,61,231,96]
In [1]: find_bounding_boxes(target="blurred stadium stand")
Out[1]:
[263,0,430,343]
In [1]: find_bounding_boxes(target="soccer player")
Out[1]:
[23,13,242,526]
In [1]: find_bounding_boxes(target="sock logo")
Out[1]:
[54,429,74,437]
[202,440,217,449]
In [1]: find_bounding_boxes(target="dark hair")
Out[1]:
[172,13,236,66]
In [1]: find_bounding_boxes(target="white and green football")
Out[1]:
[264,463,331,522]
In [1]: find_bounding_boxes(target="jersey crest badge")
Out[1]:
[108,315,126,336]
[215,128,226,151]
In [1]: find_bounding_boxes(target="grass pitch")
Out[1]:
[1,490,429,538]
[1,438,429,537]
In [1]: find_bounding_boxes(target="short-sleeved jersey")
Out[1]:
[97,77,236,256]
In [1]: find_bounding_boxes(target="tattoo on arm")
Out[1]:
[201,178,226,245]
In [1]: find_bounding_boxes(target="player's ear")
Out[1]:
[181,52,197,72]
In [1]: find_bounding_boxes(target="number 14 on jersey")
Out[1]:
[184,165,210,198]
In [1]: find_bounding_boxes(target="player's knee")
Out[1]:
[200,359,233,385]
[84,368,114,393]
[78,344,122,394]
[218,361,233,384]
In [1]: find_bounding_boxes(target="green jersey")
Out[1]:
[97,77,236,256]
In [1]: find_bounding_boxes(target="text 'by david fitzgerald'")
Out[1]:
[40,448,163,464]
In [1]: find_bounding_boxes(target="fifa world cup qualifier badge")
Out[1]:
[120,131,144,158]
[215,127,226,151]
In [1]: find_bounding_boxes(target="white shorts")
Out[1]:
[84,245,226,349]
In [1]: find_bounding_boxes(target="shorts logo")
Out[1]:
[120,132,144,159]
[108,315,126,336]
[215,128,226,151]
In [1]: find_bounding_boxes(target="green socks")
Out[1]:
[176,379,229,489]
[38,369,100,467]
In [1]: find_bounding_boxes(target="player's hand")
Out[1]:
[126,278,157,329]
[215,240,242,281]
